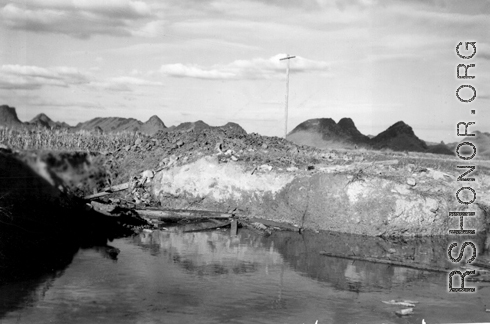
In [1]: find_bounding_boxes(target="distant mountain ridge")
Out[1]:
[28,113,69,129]
[0,105,168,135]
[0,105,245,137]
[0,105,23,128]
[286,118,371,149]
[370,121,428,152]
[288,117,455,155]
[71,115,168,135]
[163,120,247,136]
[1,104,486,157]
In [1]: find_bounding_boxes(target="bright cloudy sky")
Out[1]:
[0,0,489,142]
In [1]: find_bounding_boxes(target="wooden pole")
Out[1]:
[280,55,296,139]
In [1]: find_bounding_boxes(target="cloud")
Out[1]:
[160,54,330,80]
[0,64,163,91]
[110,76,163,86]
[0,64,91,90]
[0,0,161,38]
[88,76,163,92]
[30,98,105,110]
[132,20,166,37]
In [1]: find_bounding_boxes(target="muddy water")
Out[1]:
[1,229,490,324]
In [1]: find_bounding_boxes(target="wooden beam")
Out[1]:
[320,251,451,273]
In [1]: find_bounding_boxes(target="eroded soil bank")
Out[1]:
[150,155,490,237]
[3,123,490,239]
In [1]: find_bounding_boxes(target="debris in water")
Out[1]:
[382,300,417,307]
[395,308,413,316]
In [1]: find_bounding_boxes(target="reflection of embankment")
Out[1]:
[132,229,488,292]
[0,269,65,318]
[133,230,284,276]
[0,151,128,319]
[264,231,487,292]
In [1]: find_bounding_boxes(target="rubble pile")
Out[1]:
[96,126,371,192]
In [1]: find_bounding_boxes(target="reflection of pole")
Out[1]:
[280,54,295,139]
[277,262,284,303]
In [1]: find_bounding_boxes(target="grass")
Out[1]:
[0,127,139,152]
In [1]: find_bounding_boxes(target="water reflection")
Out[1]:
[269,231,488,292]
[134,230,282,277]
[134,229,488,293]
[1,228,489,324]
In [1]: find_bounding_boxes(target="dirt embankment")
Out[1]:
[150,154,490,237]
[5,125,490,238]
[71,126,489,237]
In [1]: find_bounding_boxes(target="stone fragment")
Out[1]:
[406,178,416,186]
[141,170,154,183]
[259,164,272,172]
[135,138,142,146]
[395,308,413,316]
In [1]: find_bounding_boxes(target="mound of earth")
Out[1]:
[287,118,369,149]
[98,123,322,193]
[0,105,23,129]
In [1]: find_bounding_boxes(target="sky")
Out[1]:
[0,0,489,143]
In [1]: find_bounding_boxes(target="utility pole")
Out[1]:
[280,54,295,139]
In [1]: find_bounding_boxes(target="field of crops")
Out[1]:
[0,127,138,152]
